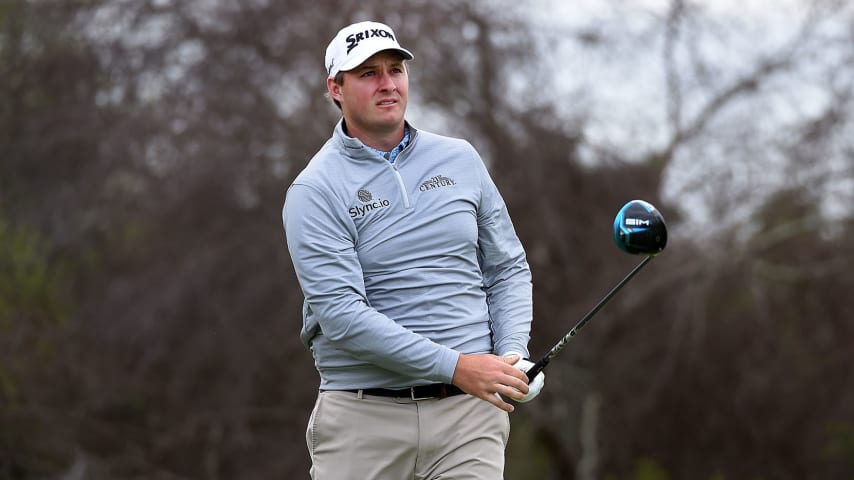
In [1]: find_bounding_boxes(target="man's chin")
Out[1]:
[372,115,405,131]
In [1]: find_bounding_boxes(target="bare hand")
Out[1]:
[451,353,530,412]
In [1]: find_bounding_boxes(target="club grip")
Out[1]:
[525,357,548,382]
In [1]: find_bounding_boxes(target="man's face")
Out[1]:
[328,51,408,138]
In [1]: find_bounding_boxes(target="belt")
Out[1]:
[339,383,465,400]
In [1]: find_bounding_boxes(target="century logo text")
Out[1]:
[419,175,456,191]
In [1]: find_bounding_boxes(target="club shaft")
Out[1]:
[526,256,654,381]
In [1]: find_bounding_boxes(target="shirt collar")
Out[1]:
[364,125,411,163]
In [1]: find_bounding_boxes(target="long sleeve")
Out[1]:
[475,167,533,358]
[284,182,460,385]
[283,124,532,390]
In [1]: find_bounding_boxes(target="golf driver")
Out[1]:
[525,200,667,381]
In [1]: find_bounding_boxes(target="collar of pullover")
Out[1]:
[336,119,415,162]
[364,125,410,163]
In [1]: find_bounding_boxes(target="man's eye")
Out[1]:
[361,71,376,77]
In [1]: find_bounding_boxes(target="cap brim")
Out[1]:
[334,47,414,76]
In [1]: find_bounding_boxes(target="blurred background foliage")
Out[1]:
[1,0,853,479]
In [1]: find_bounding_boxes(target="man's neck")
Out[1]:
[343,121,405,151]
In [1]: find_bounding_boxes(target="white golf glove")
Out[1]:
[506,353,545,403]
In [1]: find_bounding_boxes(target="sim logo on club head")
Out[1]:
[625,218,651,227]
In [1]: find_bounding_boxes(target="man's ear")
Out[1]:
[327,77,343,102]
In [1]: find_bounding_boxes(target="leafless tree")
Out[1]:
[2,0,853,479]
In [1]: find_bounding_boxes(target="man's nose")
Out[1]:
[378,72,397,91]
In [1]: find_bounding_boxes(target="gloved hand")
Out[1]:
[506,353,545,403]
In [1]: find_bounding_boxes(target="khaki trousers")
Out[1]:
[306,390,510,480]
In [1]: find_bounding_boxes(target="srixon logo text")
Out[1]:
[346,29,395,54]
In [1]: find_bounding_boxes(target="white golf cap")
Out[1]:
[325,21,414,79]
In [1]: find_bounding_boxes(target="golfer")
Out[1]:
[283,20,545,479]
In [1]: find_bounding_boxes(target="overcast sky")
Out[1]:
[522,0,853,235]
